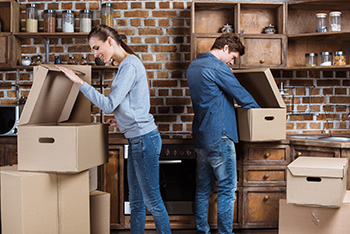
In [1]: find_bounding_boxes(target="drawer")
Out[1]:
[244,144,290,165]
[243,187,285,229]
[243,166,286,187]
[291,146,340,160]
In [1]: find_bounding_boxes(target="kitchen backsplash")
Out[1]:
[0,0,349,138]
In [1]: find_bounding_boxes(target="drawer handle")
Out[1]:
[264,152,271,158]
[297,152,302,156]
[264,173,270,179]
[264,195,270,201]
[259,59,265,64]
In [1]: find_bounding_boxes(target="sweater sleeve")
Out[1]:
[79,62,136,114]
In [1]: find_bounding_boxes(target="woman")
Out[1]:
[57,25,171,234]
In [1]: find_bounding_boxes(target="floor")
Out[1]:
[111,229,278,234]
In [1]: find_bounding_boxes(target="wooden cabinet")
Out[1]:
[0,137,17,166]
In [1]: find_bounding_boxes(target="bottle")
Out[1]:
[44,9,56,32]
[80,10,92,32]
[68,56,77,65]
[101,3,113,28]
[62,10,74,32]
[320,52,332,66]
[26,4,38,33]
[329,11,341,32]
[315,13,327,32]
[333,51,346,66]
[305,53,317,67]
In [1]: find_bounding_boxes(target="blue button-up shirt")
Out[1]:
[186,52,260,148]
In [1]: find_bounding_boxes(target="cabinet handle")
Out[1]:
[297,152,302,156]
[264,152,271,158]
[264,173,270,179]
[259,59,265,64]
[264,195,270,201]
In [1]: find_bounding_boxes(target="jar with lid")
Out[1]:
[44,9,56,32]
[21,56,31,66]
[31,55,42,65]
[80,10,92,32]
[329,11,341,32]
[334,51,346,65]
[101,3,113,28]
[305,53,317,67]
[68,56,77,65]
[26,4,38,32]
[316,13,327,32]
[80,56,89,65]
[320,52,332,66]
[62,10,74,32]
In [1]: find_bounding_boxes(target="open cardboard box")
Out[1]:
[233,68,286,142]
[90,190,111,234]
[1,165,90,234]
[17,65,108,173]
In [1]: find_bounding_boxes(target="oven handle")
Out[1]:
[159,160,182,164]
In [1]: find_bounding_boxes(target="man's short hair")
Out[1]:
[210,33,245,56]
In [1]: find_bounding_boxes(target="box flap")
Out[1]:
[232,68,286,108]
[19,65,91,126]
[288,157,349,178]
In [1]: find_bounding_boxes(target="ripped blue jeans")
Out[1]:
[127,128,171,234]
[195,137,237,234]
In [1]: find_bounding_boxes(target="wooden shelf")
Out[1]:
[13,32,126,40]
[271,65,350,71]
[288,31,350,41]
[7,65,119,71]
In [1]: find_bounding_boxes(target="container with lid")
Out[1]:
[320,52,332,66]
[329,11,341,32]
[26,4,38,33]
[44,9,56,33]
[316,13,327,32]
[101,3,113,28]
[80,10,92,32]
[68,56,77,65]
[62,10,74,32]
[21,56,31,66]
[334,51,346,66]
[305,53,318,67]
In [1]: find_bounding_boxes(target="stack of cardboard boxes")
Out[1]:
[1,65,110,234]
[279,156,350,233]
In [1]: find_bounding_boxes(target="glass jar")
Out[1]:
[101,3,113,28]
[80,10,92,32]
[26,4,38,33]
[44,9,56,32]
[80,56,89,65]
[329,11,341,32]
[320,52,332,66]
[31,55,42,65]
[333,51,346,66]
[62,10,74,32]
[68,56,77,65]
[54,55,62,64]
[305,53,317,67]
[21,56,31,66]
[316,13,327,32]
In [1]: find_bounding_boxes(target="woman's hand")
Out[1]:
[56,66,84,87]
[106,118,118,127]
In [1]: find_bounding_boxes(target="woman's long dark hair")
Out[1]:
[88,24,136,56]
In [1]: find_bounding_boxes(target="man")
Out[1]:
[186,33,260,234]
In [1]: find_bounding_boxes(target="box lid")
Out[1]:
[232,68,286,108]
[19,65,91,126]
[288,156,349,178]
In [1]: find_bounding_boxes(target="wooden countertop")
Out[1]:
[287,134,350,149]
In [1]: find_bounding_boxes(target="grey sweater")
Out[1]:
[79,54,157,138]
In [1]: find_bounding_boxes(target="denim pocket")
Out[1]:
[150,133,162,155]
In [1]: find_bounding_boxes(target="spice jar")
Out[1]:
[80,56,89,65]
[44,9,56,32]
[26,4,38,33]
[68,56,77,65]
[62,10,74,32]
[80,10,92,32]
[101,3,113,28]
[329,11,341,32]
[305,53,317,67]
[333,51,346,66]
[21,56,31,66]
[31,55,42,65]
[316,13,327,32]
[320,52,332,66]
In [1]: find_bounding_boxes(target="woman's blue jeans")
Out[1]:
[127,129,171,234]
[194,137,237,234]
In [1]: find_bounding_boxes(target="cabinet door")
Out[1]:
[0,34,9,64]
[0,144,5,166]
[4,143,17,165]
[100,145,125,229]
[240,35,286,68]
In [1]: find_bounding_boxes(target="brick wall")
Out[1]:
[1,0,349,138]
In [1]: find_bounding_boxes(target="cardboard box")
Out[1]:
[17,64,108,173]
[233,68,286,142]
[287,156,349,208]
[89,167,98,192]
[90,190,110,234]
[0,165,90,234]
[279,191,350,234]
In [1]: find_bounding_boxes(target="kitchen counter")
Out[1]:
[288,134,350,149]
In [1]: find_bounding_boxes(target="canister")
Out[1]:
[316,13,327,32]
[329,11,341,32]
[320,52,332,66]
[80,9,92,32]
[305,53,317,67]
[62,10,74,32]
[26,4,38,33]
[333,51,346,66]
[101,3,113,28]
[44,9,56,33]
